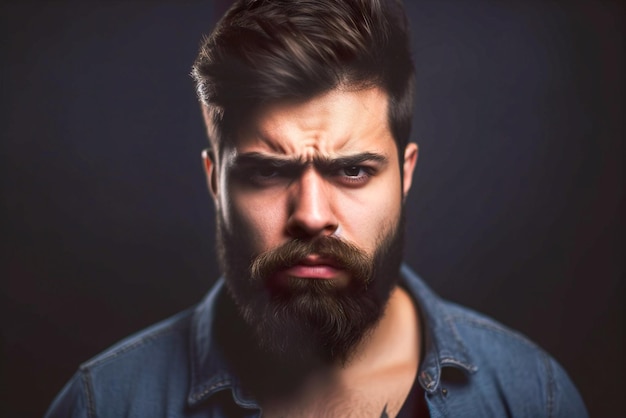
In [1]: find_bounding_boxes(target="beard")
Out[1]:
[216,211,405,367]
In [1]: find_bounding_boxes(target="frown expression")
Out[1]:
[205,87,418,284]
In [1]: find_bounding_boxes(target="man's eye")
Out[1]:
[254,166,279,178]
[337,165,373,185]
[343,166,363,177]
[241,165,292,187]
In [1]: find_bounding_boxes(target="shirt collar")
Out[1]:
[187,280,258,409]
[399,264,478,394]
[187,264,478,407]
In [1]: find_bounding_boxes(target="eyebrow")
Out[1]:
[232,152,389,172]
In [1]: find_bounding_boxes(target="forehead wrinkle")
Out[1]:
[250,121,322,157]
[258,106,354,156]
[241,87,392,159]
[252,130,290,154]
[243,129,391,168]
[295,127,362,161]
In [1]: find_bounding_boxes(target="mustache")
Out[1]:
[250,236,372,285]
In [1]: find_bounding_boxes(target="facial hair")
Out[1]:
[216,211,405,366]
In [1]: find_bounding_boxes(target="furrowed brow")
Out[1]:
[232,152,305,169]
[313,152,389,172]
[231,152,388,175]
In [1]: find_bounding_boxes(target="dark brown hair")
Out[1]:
[192,0,414,157]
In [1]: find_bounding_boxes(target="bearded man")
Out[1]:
[45,1,587,417]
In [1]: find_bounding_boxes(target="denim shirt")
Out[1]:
[45,265,588,417]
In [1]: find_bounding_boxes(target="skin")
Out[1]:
[205,87,417,263]
[203,87,421,416]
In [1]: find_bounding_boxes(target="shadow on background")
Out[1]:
[1,1,623,417]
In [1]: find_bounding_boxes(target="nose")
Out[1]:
[286,168,338,238]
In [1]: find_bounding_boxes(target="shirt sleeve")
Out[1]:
[548,357,589,418]
[44,370,92,418]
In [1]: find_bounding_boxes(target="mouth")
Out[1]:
[276,255,347,281]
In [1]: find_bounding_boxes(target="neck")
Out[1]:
[329,285,421,381]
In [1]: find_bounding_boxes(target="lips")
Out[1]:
[279,255,345,280]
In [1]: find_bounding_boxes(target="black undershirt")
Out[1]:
[395,377,430,418]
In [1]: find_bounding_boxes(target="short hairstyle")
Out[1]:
[192,0,415,158]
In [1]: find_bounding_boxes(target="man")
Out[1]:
[45,0,587,417]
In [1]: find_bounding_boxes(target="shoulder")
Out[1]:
[443,300,543,358]
[45,308,195,418]
[80,307,194,375]
[401,265,587,417]
[441,301,588,418]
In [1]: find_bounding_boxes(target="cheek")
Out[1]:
[338,175,403,254]
[226,189,288,252]
[343,201,401,248]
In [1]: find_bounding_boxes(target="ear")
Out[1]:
[202,148,219,200]
[401,143,419,197]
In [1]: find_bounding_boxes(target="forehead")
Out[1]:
[231,87,396,159]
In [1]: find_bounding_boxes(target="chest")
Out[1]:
[262,393,401,418]
[261,371,417,418]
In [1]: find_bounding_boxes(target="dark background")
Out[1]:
[1,1,623,417]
